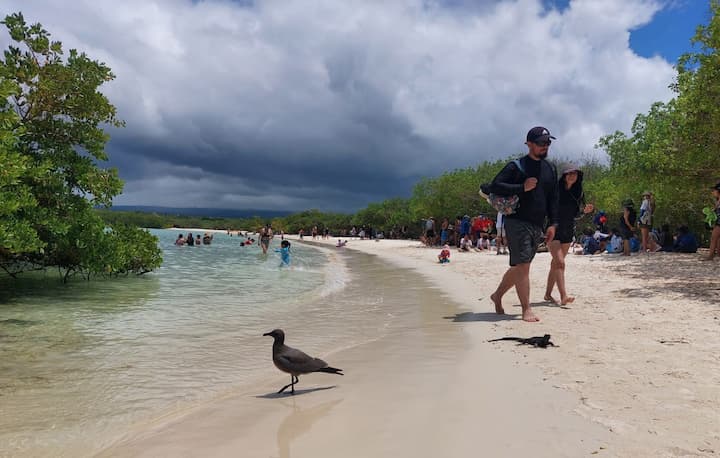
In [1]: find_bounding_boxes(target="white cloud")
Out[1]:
[0,0,677,211]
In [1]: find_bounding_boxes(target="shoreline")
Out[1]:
[101,234,719,457]
[101,236,616,457]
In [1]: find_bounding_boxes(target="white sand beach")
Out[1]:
[102,237,720,457]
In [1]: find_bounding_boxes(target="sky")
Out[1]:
[0,0,712,213]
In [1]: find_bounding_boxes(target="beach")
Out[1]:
[97,235,720,457]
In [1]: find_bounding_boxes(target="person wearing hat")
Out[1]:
[638,191,658,252]
[544,164,594,305]
[619,198,637,256]
[489,126,560,322]
[703,182,720,261]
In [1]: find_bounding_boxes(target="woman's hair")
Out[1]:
[560,169,584,198]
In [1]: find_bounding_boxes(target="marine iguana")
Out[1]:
[488,334,556,348]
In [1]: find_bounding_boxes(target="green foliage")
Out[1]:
[0,13,161,280]
[352,198,411,231]
[409,159,511,220]
[595,1,720,241]
[278,210,352,234]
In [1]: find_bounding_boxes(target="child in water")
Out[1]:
[275,240,291,266]
[438,244,451,263]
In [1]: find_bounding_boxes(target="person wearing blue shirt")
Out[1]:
[673,226,698,253]
[275,240,291,266]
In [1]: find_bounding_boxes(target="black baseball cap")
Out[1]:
[527,126,556,144]
[713,182,720,191]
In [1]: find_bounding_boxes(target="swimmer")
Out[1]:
[275,240,291,266]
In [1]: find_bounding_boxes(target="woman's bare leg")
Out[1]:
[705,226,720,260]
[544,240,561,303]
[640,227,649,251]
[555,242,574,304]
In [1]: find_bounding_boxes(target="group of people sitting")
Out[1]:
[575,224,698,255]
[175,232,213,246]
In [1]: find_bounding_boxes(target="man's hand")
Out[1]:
[545,225,556,244]
[523,177,538,192]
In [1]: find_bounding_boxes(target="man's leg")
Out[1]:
[491,266,519,314]
[491,262,538,321]
[512,263,539,322]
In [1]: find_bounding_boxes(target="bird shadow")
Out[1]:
[443,312,519,322]
[256,385,338,399]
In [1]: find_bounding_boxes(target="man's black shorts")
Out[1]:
[504,217,543,266]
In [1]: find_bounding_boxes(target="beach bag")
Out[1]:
[479,159,525,215]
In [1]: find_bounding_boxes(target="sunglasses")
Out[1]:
[533,140,552,147]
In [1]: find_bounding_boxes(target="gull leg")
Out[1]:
[278,375,294,394]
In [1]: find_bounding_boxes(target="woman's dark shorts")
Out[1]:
[504,217,543,266]
[620,228,634,240]
[555,220,575,244]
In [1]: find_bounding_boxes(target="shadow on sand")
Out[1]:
[256,385,338,399]
[443,311,519,322]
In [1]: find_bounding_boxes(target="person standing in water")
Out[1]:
[275,240,291,266]
[258,225,273,254]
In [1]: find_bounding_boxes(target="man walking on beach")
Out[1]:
[489,127,559,322]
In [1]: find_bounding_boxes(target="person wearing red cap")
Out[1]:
[489,126,559,322]
[703,182,720,261]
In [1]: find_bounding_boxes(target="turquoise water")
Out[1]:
[0,230,437,456]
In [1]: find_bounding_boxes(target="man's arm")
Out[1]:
[490,162,526,196]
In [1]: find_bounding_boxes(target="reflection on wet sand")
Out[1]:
[276,398,343,458]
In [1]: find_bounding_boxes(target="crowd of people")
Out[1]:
[427,126,720,322]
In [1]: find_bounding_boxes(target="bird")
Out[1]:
[263,329,343,394]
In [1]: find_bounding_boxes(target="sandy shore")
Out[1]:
[101,237,719,457]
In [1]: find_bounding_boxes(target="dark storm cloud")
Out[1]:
[1,0,676,212]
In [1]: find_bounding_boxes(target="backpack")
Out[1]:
[479,159,525,215]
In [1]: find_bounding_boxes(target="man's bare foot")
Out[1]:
[522,310,540,322]
[491,292,504,314]
[543,294,558,304]
[560,296,575,305]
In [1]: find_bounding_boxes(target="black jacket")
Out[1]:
[490,155,559,228]
[558,172,585,225]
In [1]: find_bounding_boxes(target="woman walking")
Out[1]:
[544,165,593,305]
